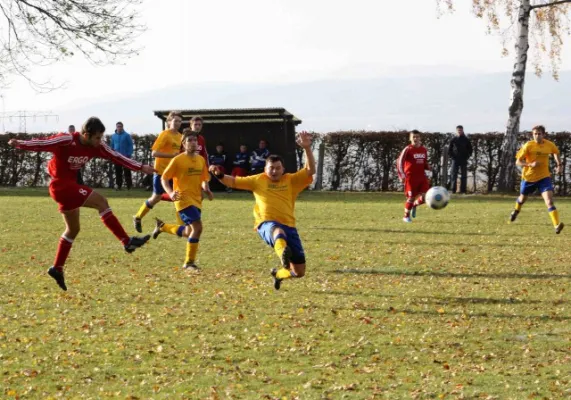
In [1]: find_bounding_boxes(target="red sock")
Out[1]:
[414,195,425,206]
[100,209,130,245]
[53,236,73,271]
[404,198,414,217]
[161,193,173,202]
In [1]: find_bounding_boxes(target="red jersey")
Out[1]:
[197,134,208,165]
[397,145,429,180]
[14,132,142,182]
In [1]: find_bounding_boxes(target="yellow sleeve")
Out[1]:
[162,157,178,181]
[152,132,166,152]
[515,144,527,160]
[290,169,313,192]
[551,142,560,155]
[233,175,257,191]
[201,159,210,182]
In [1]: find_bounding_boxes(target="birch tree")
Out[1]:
[436,0,571,191]
[0,0,145,90]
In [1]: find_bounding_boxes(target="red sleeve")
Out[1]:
[99,142,142,171]
[14,133,73,152]
[396,146,409,180]
[199,135,209,166]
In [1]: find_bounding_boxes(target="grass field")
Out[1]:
[0,188,569,399]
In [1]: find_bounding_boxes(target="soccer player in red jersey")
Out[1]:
[396,130,431,223]
[8,117,155,291]
[189,116,213,200]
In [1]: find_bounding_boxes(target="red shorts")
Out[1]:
[404,176,429,198]
[231,167,248,177]
[49,180,93,212]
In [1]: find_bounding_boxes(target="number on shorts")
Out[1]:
[79,189,88,196]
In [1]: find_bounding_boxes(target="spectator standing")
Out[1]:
[110,121,134,190]
[448,125,473,194]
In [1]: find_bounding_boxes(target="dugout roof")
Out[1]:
[152,107,303,174]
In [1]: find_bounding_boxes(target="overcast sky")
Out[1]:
[1,0,571,131]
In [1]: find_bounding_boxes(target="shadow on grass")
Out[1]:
[313,291,545,305]
[332,268,571,280]
[321,227,504,237]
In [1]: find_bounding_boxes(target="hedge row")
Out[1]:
[1,131,571,193]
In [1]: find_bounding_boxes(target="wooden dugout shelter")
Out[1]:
[153,108,302,172]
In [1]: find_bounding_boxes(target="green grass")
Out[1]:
[0,189,569,399]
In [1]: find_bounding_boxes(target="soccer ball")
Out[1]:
[425,186,450,210]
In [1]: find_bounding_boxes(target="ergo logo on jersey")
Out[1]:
[413,153,426,159]
[68,156,89,165]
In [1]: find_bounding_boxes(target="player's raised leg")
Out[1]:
[84,191,150,252]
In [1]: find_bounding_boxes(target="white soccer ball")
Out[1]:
[425,186,450,210]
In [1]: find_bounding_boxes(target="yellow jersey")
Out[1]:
[234,169,313,228]
[161,153,210,212]
[515,139,559,182]
[152,129,182,174]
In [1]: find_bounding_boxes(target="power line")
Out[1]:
[0,110,59,133]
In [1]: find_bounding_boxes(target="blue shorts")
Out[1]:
[520,177,554,195]
[153,174,173,195]
[178,205,201,225]
[257,221,306,264]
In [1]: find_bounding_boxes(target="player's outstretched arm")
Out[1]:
[209,165,236,188]
[296,131,316,176]
[8,134,73,152]
[161,176,180,201]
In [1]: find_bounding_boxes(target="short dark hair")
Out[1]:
[409,129,421,136]
[532,125,546,134]
[68,124,75,129]
[190,116,203,123]
[116,121,123,126]
[456,125,464,130]
[182,129,198,142]
[265,154,284,165]
[216,142,224,147]
[82,117,105,137]
[167,111,183,122]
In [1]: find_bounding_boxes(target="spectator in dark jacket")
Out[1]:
[231,144,249,177]
[209,143,228,174]
[448,125,473,194]
[250,139,270,174]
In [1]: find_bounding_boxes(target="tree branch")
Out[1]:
[531,0,571,10]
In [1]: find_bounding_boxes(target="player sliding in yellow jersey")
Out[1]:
[510,125,564,234]
[151,129,212,271]
[209,131,315,290]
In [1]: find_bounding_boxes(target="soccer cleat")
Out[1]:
[509,210,519,223]
[152,218,165,239]
[124,235,151,253]
[411,206,417,219]
[133,216,142,233]
[281,246,292,268]
[183,262,200,272]
[48,267,67,291]
[270,268,282,290]
[555,222,564,234]
[403,217,412,223]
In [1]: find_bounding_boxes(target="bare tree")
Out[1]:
[437,0,571,191]
[0,0,145,90]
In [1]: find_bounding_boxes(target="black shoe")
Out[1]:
[152,218,165,239]
[48,267,67,291]
[555,222,564,234]
[510,210,519,223]
[183,262,200,272]
[124,235,150,253]
[281,246,292,268]
[133,216,142,233]
[270,268,282,290]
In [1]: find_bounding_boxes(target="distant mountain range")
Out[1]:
[31,70,571,134]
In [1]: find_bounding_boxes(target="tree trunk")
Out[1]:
[497,0,531,192]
